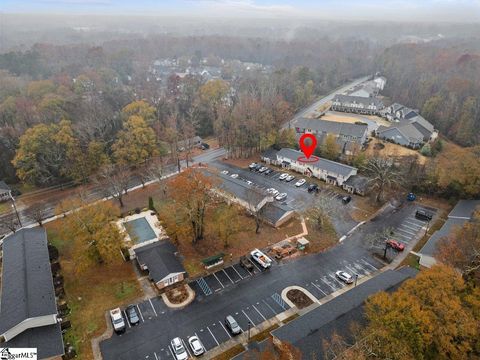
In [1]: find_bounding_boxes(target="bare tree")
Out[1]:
[363,158,400,203]
[95,164,131,207]
[0,213,20,233]
[148,158,167,195]
[27,203,48,226]
[246,189,270,234]
[308,192,339,230]
[365,226,395,259]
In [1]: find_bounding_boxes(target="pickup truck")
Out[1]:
[250,249,272,269]
[110,308,126,334]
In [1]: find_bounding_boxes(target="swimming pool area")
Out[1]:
[125,217,157,244]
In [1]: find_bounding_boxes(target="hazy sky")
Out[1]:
[3,0,480,22]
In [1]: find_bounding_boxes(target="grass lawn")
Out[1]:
[0,201,11,215]
[46,220,142,360]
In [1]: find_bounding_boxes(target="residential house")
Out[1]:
[376,123,425,148]
[234,268,417,360]
[418,200,480,268]
[276,148,357,187]
[134,240,186,290]
[0,228,64,360]
[0,181,11,202]
[342,175,370,196]
[331,94,384,115]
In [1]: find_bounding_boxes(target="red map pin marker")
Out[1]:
[299,133,317,159]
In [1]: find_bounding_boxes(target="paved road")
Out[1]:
[0,148,227,236]
[100,201,432,360]
[284,76,370,130]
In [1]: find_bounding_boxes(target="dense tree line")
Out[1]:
[378,39,480,146]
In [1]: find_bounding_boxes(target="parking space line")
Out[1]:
[219,321,232,338]
[397,227,416,236]
[136,305,145,322]
[401,223,421,231]
[169,346,175,358]
[182,339,192,358]
[250,260,262,272]
[345,265,360,276]
[406,217,426,226]
[231,265,244,280]
[354,262,371,275]
[207,326,219,346]
[148,298,158,317]
[123,310,131,328]
[320,277,336,291]
[242,309,256,325]
[311,281,327,296]
[271,293,287,310]
[361,259,378,270]
[393,232,411,241]
[404,220,423,229]
[154,352,159,360]
[252,305,267,321]
[212,273,225,288]
[222,269,235,284]
[262,299,277,315]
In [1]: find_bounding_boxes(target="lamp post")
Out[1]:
[10,193,22,227]
[247,321,252,341]
[355,274,358,287]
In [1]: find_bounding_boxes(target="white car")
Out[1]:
[266,188,279,196]
[295,179,306,187]
[246,180,253,185]
[275,193,287,201]
[221,170,229,175]
[335,270,354,284]
[230,173,239,178]
[171,337,188,360]
[250,249,273,269]
[109,308,126,334]
[248,162,257,170]
[258,166,268,173]
[285,175,295,182]
[188,335,205,356]
[279,173,289,180]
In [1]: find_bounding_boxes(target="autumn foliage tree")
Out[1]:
[165,168,216,244]
[56,198,124,273]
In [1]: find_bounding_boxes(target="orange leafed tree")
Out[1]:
[165,168,217,244]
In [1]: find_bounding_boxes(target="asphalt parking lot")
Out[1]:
[388,205,436,247]
[100,193,436,360]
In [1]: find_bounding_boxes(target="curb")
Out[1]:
[281,286,319,307]
[161,284,195,309]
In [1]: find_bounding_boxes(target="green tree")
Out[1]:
[112,116,158,167]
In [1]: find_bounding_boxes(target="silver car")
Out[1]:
[275,193,287,201]
[170,337,188,360]
[336,270,354,284]
[188,335,205,356]
[279,173,289,180]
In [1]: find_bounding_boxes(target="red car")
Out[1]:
[387,239,405,251]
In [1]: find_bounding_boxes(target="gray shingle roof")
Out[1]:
[277,148,357,178]
[218,173,267,208]
[134,240,185,282]
[333,94,383,108]
[0,228,58,335]
[378,123,424,143]
[262,202,294,226]
[448,200,480,219]
[343,175,370,191]
[272,268,417,359]
[408,115,434,133]
[295,118,368,140]
[5,323,64,359]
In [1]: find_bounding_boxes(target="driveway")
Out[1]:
[100,201,431,360]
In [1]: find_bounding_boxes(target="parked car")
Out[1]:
[387,239,405,251]
[171,337,189,360]
[342,195,352,204]
[249,162,257,170]
[264,169,273,175]
[125,305,140,326]
[201,142,210,150]
[415,209,433,221]
[335,270,354,284]
[225,315,242,335]
[285,175,295,182]
[407,192,416,201]
[188,335,205,356]
[307,184,319,193]
[221,170,229,175]
[258,166,268,173]
[275,193,287,201]
[251,249,273,269]
[245,180,253,186]
[266,188,279,196]
[230,174,239,179]
[278,173,289,180]
[295,179,306,187]
[109,308,126,334]
[253,164,263,171]
[239,255,254,272]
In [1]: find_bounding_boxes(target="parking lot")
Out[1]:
[388,206,435,248]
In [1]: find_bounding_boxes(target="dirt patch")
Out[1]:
[286,289,314,309]
[222,156,258,169]
[364,140,427,165]
[165,284,189,304]
[321,111,391,127]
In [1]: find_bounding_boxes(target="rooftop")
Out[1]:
[295,118,368,139]
[333,94,384,107]
[134,240,185,282]
[0,180,10,191]
[277,148,357,178]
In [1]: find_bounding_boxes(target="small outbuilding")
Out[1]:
[0,180,12,202]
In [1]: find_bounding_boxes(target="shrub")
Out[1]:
[148,196,155,211]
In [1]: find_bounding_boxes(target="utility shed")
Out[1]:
[0,228,64,360]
